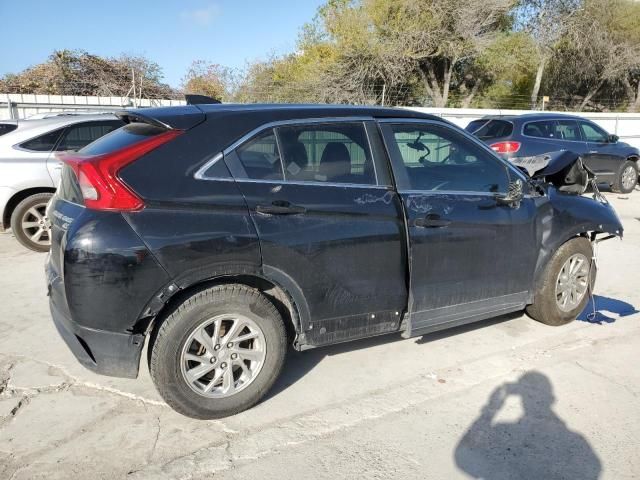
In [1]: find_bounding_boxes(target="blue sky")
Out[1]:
[0,0,325,87]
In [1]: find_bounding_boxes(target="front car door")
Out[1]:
[379,120,538,336]
[578,120,621,183]
[223,118,408,346]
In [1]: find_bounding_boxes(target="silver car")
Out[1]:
[0,113,123,251]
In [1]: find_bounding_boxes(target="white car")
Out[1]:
[0,113,124,251]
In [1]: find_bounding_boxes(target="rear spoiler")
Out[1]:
[116,105,206,131]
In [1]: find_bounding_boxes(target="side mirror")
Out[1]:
[608,134,619,143]
[496,179,524,208]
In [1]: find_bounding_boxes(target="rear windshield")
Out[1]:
[0,123,17,136]
[80,122,166,155]
[466,119,513,140]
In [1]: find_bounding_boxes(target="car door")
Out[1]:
[46,120,123,185]
[379,120,538,336]
[578,120,620,179]
[225,119,408,346]
[553,118,588,156]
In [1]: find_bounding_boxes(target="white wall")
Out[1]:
[0,93,186,120]
[407,107,640,149]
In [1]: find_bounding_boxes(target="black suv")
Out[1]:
[46,104,622,419]
[466,113,640,194]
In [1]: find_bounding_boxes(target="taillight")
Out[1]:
[58,129,182,211]
[490,141,521,154]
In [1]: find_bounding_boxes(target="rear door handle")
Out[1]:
[414,214,451,228]
[256,201,306,215]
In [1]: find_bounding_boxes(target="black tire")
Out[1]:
[526,237,594,326]
[149,284,287,419]
[611,160,638,194]
[10,192,53,252]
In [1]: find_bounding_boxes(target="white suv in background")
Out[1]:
[0,113,124,251]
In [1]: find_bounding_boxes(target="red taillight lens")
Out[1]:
[58,129,182,211]
[490,141,521,154]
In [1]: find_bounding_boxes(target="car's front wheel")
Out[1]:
[149,284,287,419]
[10,192,53,252]
[526,237,595,326]
[611,160,638,194]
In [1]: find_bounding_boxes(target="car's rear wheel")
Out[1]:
[611,160,638,194]
[149,284,287,419]
[10,192,53,252]
[526,237,595,326]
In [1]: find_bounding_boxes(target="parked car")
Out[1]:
[46,104,623,419]
[0,113,124,251]
[466,113,640,194]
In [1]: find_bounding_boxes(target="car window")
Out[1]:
[579,121,608,143]
[0,123,17,136]
[384,123,509,193]
[236,129,283,180]
[55,120,123,152]
[523,120,556,139]
[465,119,513,140]
[555,120,581,141]
[276,123,375,185]
[18,127,65,152]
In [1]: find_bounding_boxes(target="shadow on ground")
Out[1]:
[455,371,601,480]
[578,295,638,324]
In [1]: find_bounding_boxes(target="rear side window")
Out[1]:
[277,123,376,185]
[80,123,166,155]
[523,121,556,139]
[0,123,17,136]
[235,130,283,180]
[55,120,123,152]
[466,119,513,140]
[19,127,65,152]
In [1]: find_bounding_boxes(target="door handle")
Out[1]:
[255,201,306,215]
[414,214,451,228]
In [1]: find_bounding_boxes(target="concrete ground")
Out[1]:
[0,191,639,480]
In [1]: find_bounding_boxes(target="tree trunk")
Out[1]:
[462,80,481,108]
[623,78,640,113]
[577,79,605,112]
[530,57,547,109]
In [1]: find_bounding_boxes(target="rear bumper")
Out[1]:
[47,262,144,379]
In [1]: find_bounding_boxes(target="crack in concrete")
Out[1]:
[574,360,639,398]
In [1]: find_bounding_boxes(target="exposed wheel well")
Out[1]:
[2,187,56,230]
[143,275,302,351]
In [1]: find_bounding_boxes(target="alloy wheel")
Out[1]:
[180,314,267,398]
[555,253,590,312]
[20,202,51,247]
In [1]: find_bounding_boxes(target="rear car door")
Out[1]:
[221,119,408,346]
[379,120,538,335]
[578,120,621,181]
[46,120,123,184]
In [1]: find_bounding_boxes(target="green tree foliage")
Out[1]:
[182,61,236,102]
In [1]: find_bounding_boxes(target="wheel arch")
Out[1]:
[141,272,306,354]
[2,187,56,230]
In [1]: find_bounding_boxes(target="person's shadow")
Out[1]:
[455,371,601,480]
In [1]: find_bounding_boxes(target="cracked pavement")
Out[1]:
[1,191,639,479]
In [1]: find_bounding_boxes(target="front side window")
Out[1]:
[55,120,123,152]
[384,123,509,193]
[276,123,376,185]
[523,121,556,139]
[19,127,65,152]
[579,121,608,143]
[236,129,283,180]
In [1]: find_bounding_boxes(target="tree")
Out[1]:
[0,50,178,99]
[181,61,236,101]
[512,0,582,108]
